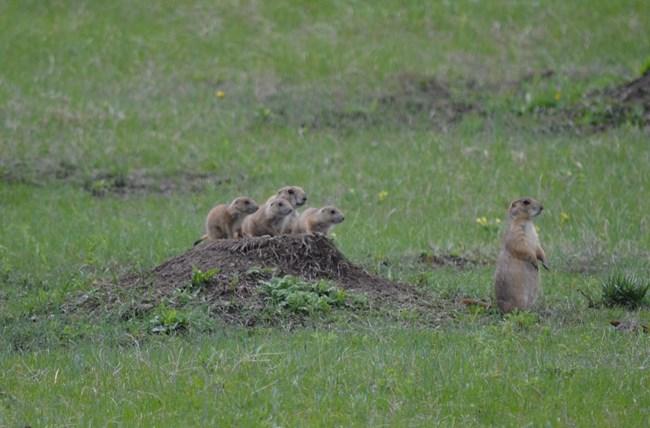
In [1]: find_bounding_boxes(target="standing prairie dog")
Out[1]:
[194,197,259,245]
[264,186,307,234]
[494,197,548,313]
[241,196,294,237]
[292,206,345,235]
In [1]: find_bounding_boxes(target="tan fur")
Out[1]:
[194,197,258,245]
[292,206,345,235]
[264,185,307,208]
[264,186,307,234]
[241,196,294,237]
[494,197,548,313]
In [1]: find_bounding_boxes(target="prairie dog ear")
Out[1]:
[508,201,520,218]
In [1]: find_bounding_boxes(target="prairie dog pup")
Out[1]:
[265,186,307,234]
[241,196,294,237]
[194,197,259,245]
[292,206,345,235]
[494,197,548,313]
[265,186,307,208]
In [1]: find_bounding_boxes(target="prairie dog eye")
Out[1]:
[330,210,336,215]
[523,199,531,205]
[288,189,294,194]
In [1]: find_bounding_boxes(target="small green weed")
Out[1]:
[640,58,650,76]
[502,310,540,332]
[522,90,560,113]
[601,272,649,309]
[261,275,364,315]
[149,304,188,334]
[190,267,220,289]
[86,179,111,197]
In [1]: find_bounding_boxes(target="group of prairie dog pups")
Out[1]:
[196,190,547,315]
[194,186,345,245]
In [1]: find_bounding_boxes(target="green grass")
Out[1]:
[1,328,648,426]
[1,0,650,425]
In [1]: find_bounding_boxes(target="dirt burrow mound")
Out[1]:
[609,69,650,106]
[570,70,650,131]
[92,235,442,326]
[604,70,650,125]
[151,234,418,298]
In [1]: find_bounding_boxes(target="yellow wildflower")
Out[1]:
[476,217,489,226]
[215,90,225,98]
[560,211,570,225]
[554,91,561,101]
[377,191,388,202]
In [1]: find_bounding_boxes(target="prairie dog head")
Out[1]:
[230,197,259,215]
[267,197,294,218]
[508,197,543,220]
[317,206,345,225]
[275,186,307,208]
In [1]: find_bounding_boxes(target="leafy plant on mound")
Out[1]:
[190,267,220,289]
[261,275,367,316]
[601,272,649,309]
[149,304,189,334]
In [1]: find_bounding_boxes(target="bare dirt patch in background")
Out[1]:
[255,73,482,131]
[374,73,479,127]
[418,252,490,269]
[0,161,229,197]
[587,69,650,129]
[534,70,650,132]
[81,235,447,327]
[256,69,650,133]
[4,70,648,192]
[82,169,229,197]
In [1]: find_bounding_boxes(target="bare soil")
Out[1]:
[257,73,481,131]
[0,162,229,197]
[562,70,650,131]
[418,252,490,269]
[82,169,229,197]
[598,69,650,128]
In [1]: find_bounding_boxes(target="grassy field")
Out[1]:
[1,0,650,426]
